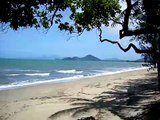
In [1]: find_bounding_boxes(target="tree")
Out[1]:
[117,0,160,89]
[0,0,121,32]
[0,0,160,88]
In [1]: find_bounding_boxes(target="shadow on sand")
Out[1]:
[48,76,160,120]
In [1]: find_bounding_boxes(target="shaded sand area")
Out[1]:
[0,69,160,120]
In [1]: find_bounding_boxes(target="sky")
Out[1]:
[0,25,141,60]
[0,2,141,60]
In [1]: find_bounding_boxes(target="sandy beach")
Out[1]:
[0,69,159,120]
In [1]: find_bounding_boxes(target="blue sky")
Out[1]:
[0,25,141,60]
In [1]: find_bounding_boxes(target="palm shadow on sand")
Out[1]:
[48,75,160,120]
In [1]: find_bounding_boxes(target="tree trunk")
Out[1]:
[157,34,160,91]
[158,62,160,90]
[158,35,160,90]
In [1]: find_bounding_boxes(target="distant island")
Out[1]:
[62,55,101,61]
[62,55,145,62]
[0,55,144,62]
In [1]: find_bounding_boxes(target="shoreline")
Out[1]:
[0,69,158,120]
[0,67,147,91]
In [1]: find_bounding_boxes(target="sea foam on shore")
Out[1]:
[0,66,146,90]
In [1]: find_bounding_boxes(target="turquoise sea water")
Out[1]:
[0,59,144,90]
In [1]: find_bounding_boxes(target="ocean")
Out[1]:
[0,59,145,90]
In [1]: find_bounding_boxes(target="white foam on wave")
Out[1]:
[7,74,20,76]
[7,73,50,77]
[93,67,148,77]
[24,73,50,76]
[4,69,40,72]
[56,69,83,74]
[0,67,147,91]
[0,75,84,90]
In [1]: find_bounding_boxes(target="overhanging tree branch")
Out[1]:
[119,0,132,39]
[120,28,160,38]
[50,7,59,26]
[109,18,123,25]
[98,27,153,54]
[123,0,132,31]
[100,39,153,54]
[120,0,160,39]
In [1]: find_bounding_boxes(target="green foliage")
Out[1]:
[0,0,70,30]
[70,0,121,32]
[0,0,121,32]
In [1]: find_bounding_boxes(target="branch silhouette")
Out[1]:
[100,39,153,54]
[98,27,153,54]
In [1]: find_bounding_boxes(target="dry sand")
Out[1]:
[0,69,159,120]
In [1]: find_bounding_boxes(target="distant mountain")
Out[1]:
[62,57,79,61]
[135,58,144,62]
[135,58,151,62]
[62,55,101,61]
[81,55,101,61]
